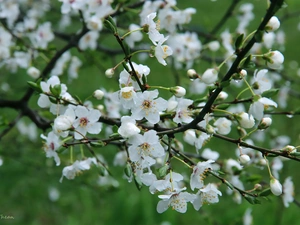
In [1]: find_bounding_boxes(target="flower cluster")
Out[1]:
[0,0,298,218]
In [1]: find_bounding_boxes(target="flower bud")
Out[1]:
[54,115,74,131]
[187,69,199,79]
[105,68,115,78]
[282,145,297,154]
[93,89,104,100]
[201,68,218,85]
[27,66,40,79]
[270,177,282,196]
[207,40,220,52]
[239,69,247,77]
[258,117,272,129]
[96,104,104,111]
[254,183,262,191]
[265,16,280,32]
[265,50,284,70]
[217,91,228,100]
[239,154,251,164]
[235,112,255,129]
[170,86,186,97]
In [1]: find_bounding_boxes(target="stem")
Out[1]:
[172,155,192,168]
[121,27,143,39]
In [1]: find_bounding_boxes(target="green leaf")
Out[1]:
[235,33,244,50]
[258,188,272,197]
[49,96,58,104]
[215,104,230,110]
[112,125,119,134]
[244,195,260,205]
[220,80,231,88]
[142,74,147,85]
[104,20,117,33]
[98,166,106,176]
[27,81,42,93]
[122,41,131,56]
[90,141,105,148]
[134,173,143,190]
[49,84,61,97]
[109,133,120,138]
[124,163,132,178]
[290,151,300,156]
[254,30,264,43]
[158,164,169,179]
[245,174,262,183]
[262,89,279,98]
[73,95,82,104]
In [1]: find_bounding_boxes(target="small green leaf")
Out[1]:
[109,133,120,138]
[49,84,61,97]
[262,89,279,98]
[158,164,169,178]
[254,30,264,43]
[112,125,119,134]
[220,80,231,88]
[235,33,244,50]
[244,195,255,204]
[98,166,106,176]
[49,96,58,104]
[142,74,147,85]
[245,174,262,183]
[90,141,105,148]
[258,188,272,197]
[104,20,117,33]
[123,41,131,56]
[124,162,132,177]
[215,104,230,110]
[73,95,82,104]
[290,151,300,156]
[134,173,143,190]
[27,81,42,93]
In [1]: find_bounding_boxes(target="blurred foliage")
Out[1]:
[1,0,300,225]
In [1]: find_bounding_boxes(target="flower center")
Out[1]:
[50,142,55,151]
[79,117,88,127]
[121,90,133,99]
[139,142,150,151]
[142,100,151,109]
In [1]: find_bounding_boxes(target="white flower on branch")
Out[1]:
[131,90,167,124]
[60,158,98,182]
[118,116,140,138]
[282,177,294,208]
[173,98,194,124]
[235,112,255,129]
[154,37,173,66]
[266,16,280,32]
[270,177,283,196]
[157,189,196,214]
[190,160,214,191]
[41,131,61,166]
[192,183,222,210]
[128,130,165,166]
[73,105,102,140]
[213,117,232,135]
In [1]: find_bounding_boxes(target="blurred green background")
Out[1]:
[1,0,300,224]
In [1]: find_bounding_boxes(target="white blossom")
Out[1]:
[118,116,140,138]
[282,177,294,207]
[73,105,102,139]
[192,183,222,210]
[190,160,214,190]
[270,177,283,196]
[131,90,167,124]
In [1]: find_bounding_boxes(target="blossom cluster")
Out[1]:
[0,0,298,216]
